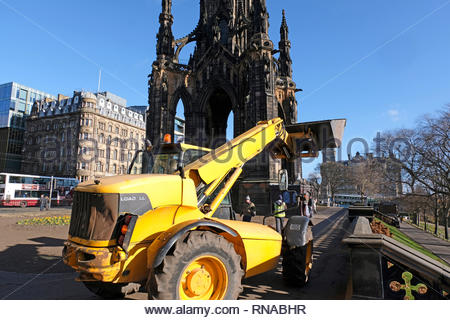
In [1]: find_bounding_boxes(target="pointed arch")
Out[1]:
[168,86,193,117]
[199,79,238,147]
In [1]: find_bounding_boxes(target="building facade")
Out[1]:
[147,0,302,210]
[0,82,55,172]
[174,116,185,143]
[22,91,146,182]
[320,152,402,202]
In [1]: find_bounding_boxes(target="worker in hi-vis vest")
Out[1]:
[273,194,287,233]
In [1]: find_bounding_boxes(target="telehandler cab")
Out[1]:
[63,117,345,299]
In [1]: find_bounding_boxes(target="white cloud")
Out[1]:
[387,109,400,121]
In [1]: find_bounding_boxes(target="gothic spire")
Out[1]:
[162,0,172,15]
[156,0,175,58]
[280,9,288,41]
[252,0,269,34]
[279,9,292,77]
[237,0,244,17]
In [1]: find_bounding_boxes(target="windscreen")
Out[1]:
[128,149,180,175]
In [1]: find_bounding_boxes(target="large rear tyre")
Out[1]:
[83,281,139,299]
[148,231,244,300]
[282,240,313,287]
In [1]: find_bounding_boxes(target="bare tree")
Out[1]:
[413,107,450,239]
[377,106,449,239]
[320,162,349,201]
[307,172,321,199]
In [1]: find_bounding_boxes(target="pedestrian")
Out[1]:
[312,198,317,216]
[307,193,313,217]
[44,195,50,211]
[273,195,287,233]
[304,193,311,218]
[241,195,256,222]
[296,193,304,216]
[39,194,45,211]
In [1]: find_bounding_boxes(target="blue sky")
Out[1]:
[1,0,449,177]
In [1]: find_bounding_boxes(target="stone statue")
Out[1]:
[213,17,221,43]
[161,73,169,104]
[263,54,271,90]
[288,94,296,123]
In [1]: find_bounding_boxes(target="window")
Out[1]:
[113,150,118,160]
[19,89,27,100]
[108,125,112,132]
[80,162,88,170]
[107,135,111,145]
[99,149,105,158]
[61,132,65,142]
[96,162,102,172]
[17,102,26,112]
[74,96,79,104]
[115,126,119,134]
[112,164,117,174]
[99,133,104,144]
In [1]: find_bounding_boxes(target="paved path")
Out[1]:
[1,207,351,300]
[238,207,350,300]
[400,222,450,265]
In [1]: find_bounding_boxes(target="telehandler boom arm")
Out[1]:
[183,118,307,217]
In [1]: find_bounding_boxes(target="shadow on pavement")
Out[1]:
[0,237,72,274]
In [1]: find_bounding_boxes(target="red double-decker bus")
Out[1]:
[0,173,78,208]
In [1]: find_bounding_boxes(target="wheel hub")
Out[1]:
[179,255,228,300]
[186,267,212,296]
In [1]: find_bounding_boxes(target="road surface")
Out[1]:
[0,206,350,299]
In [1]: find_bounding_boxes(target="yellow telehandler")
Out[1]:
[62,117,345,299]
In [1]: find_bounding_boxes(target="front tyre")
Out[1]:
[148,231,244,300]
[282,240,313,287]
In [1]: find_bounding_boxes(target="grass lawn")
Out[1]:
[375,218,449,267]
[415,222,448,241]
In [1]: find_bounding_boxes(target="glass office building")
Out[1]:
[0,82,55,172]
[174,116,185,143]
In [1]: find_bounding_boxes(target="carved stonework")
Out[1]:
[148,1,302,209]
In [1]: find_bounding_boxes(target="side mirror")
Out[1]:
[278,169,289,191]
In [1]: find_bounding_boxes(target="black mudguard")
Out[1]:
[283,216,313,248]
